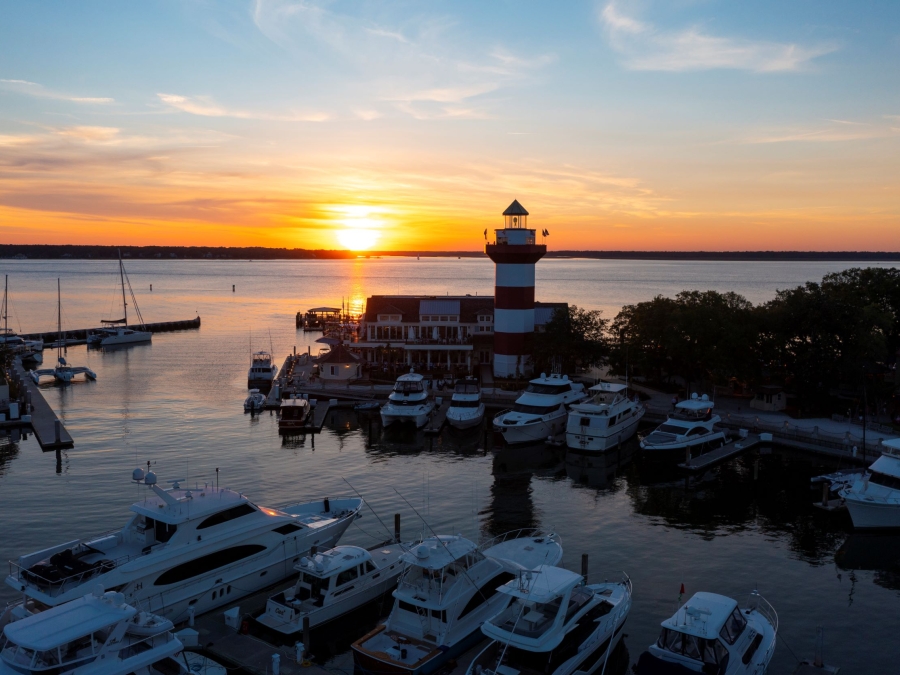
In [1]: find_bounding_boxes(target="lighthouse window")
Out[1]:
[197,503,257,530]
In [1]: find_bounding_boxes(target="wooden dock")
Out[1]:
[305,401,331,433]
[11,359,74,451]
[424,400,451,435]
[677,433,762,473]
[20,316,201,346]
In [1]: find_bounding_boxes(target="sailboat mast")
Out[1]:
[3,274,7,334]
[118,249,128,326]
[57,278,62,358]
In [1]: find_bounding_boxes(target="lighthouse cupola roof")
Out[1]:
[502,200,529,229]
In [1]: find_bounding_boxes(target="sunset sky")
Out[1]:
[1,1,899,251]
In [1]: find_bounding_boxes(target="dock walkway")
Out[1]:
[11,359,73,451]
[424,400,451,435]
[678,433,762,473]
[21,316,201,347]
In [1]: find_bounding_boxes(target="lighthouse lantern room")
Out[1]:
[485,200,547,378]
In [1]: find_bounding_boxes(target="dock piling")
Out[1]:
[821,482,829,507]
[302,616,310,660]
[753,457,759,481]
[54,421,60,444]
[394,513,401,542]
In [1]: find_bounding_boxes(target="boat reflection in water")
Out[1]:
[835,533,900,592]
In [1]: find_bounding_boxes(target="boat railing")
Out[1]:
[747,590,778,635]
[117,629,178,659]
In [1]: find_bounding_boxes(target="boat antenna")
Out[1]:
[342,477,395,542]
[393,487,488,602]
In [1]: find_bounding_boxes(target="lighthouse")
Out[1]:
[485,200,547,378]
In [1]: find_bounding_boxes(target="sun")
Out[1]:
[337,227,380,251]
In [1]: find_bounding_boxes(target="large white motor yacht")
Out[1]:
[446,378,485,430]
[493,373,587,446]
[566,383,644,454]
[5,470,362,624]
[633,591,777,675]
[0,587,191,675]
[257,541,410,638]
[381,370,435,429]
[840,438,900,529]
[639,394,726,460]
[467,566,632,675]
[248,351,278,386]
[352,530,563,675]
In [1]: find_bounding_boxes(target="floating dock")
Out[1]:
[10,359,74,451]
[677,433,762,473]
[424,400,451,435]
[21,316,201,346]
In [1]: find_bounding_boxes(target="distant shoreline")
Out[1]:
[2,244,900,262]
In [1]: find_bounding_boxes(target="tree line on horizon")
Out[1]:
[534,267,900,415]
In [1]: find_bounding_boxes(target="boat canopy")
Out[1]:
[589,382,627,393]
[661,592,738,640]
[296,545,373,578]
[3,591,135,651]
[497,565,581,604]
[399,535,476,570]
[100,317,127,324]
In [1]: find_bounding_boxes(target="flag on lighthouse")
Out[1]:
[678,583,685,602]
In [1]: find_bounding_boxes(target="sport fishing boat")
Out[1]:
[566,382,644,454]
[352,530,563,675]
[466,566,632,675]
[633,590,777,675]
[840,438,900,529]
[0,586,192,675]
[639,394,726,461]
[5,469,362,625]
[257,540,410,639]
[279,398,311,432]
[381,370,435,429]
[87,251,151,348]
[30,280,96,385]
[493,373,586,446]
[446,378,485,430]
[248,351,278,387]
[244,389,267,413]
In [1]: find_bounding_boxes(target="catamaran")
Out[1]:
[30,280,96,385]
[88,251,151,347]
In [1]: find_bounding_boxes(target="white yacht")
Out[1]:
[0,587,188,675]
[257,541,410,638]
[467,566,633,675]
[566,383,644,454]
[352,530,563,675]
[381,370,435,429]
[88,251,151,347]
[447,378,485,430]
[639,394,726,460]
[0,275,43,364]
[248,351,278,386]
[493,373,587,446]
[244,389,267,413]
[6,469,362,625]
[634,591,777,675]
[840,438,900,529]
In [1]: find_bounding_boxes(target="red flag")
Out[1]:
[678,583,685,603]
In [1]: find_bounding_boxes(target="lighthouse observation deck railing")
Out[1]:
[494,232,535,245]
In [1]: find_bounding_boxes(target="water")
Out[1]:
[1,258,898,674]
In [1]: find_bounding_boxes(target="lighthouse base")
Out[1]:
[493,354,533,379]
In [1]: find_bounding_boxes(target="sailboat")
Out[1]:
[0,275,44,364]
[88,251,151,347]
[30,279,97,384]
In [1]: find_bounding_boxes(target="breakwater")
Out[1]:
[21,316,201,345]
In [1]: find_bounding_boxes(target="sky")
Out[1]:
[1,0,899,251]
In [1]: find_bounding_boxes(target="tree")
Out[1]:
[532,306,608,374]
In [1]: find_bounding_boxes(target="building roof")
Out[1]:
[318,344,360,364]
[661,592,738,640]
[4,591,136,650]
[535,304,566,326]
[503,200,529,216]
[363,295,494,323]
[420,299,460,315]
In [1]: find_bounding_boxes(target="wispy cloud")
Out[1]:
[0,78,114,103]
[599,1,837,72]
[157,93,328,122]
[743,118,900,144]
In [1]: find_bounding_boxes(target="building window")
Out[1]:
[330,366,336,375]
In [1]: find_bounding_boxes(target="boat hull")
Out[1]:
[446,408,484,430]
[844,494,900,529]
[100,331,152,346]
[493,411,567,446]
[639,432,727,462]
[381,403,434,429]
[566,413,643,453]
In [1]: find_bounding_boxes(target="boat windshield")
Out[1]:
[656,628,730,668]
[869,471,900,490]
[394,381,424,393]
[655,423,687,435]
[493,586,593,638]
[525,383,571,395]
[671,407,712,421]
[513,402,561,416]
[451,400,481,408]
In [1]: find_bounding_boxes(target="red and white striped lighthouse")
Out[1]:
[485,200,547,378]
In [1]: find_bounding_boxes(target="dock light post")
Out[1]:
[485,200,546,378]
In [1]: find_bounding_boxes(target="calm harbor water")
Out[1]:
[1,258,899,674]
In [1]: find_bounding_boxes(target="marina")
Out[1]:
[2,256,900,675]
